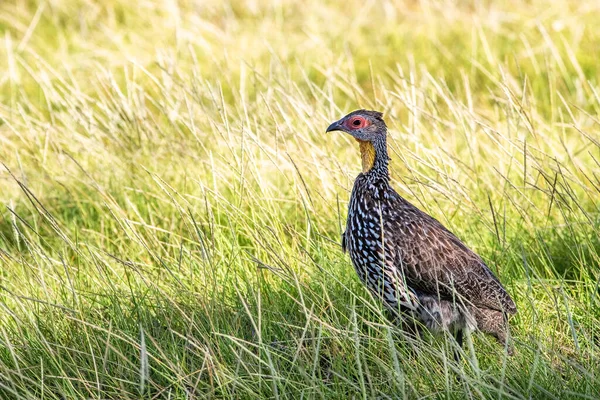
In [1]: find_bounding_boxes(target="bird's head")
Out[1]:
[326,109,387,141]
[326,109,388,174]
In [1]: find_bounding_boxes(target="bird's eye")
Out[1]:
[344,115,371,130]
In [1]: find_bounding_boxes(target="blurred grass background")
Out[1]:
[1,0,600,398]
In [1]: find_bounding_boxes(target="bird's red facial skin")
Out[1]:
[344,116,371,130]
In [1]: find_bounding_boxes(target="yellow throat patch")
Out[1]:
[358,140,376,173]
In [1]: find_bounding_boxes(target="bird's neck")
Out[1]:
[358,141,376,173]
[358,137,389,179]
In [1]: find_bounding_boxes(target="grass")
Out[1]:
[1,0,600,398]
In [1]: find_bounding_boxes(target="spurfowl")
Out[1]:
[327,110,517,355]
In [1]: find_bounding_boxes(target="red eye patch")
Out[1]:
[344,116,371,130]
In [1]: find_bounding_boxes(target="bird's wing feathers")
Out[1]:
[382,193,517,314]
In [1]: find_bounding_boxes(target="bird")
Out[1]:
[326,109,517,356]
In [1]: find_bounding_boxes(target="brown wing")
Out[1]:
[382,193,517,314]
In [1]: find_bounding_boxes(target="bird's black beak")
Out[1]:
[326,120,342,133]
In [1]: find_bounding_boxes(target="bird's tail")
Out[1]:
[472,307,514,355]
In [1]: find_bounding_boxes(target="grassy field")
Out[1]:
[1,0,600,398]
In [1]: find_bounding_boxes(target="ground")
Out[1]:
[1,0,600,398]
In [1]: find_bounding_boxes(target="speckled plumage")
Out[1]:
[328,110,517,354]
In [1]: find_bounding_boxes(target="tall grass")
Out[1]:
[1,0,600,398]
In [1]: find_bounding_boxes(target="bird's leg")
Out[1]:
[385,307,422,338]
[401,316,423,342]
[385,308,422,355]
[453,328,464,363]
[399,316,423,357]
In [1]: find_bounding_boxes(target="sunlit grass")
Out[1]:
[1,0,600,398]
